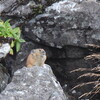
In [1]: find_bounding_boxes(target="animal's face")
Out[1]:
[31,49,46,57]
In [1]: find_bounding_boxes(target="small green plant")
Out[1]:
[0,19,25,54]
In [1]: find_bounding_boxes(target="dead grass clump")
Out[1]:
[71,65,100,99]
[70,44,100,99]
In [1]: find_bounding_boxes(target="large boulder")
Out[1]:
[23,0,100,48]
[0,64,68,100]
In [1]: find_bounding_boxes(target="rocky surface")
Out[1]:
[0,43,11,92]
[22,1,100,99]
[0,43,10,59]
[23,0,100,48]
[0,0,100,100]
[0,63,10,93]
[0,0,60,28]
[0,64,68,100]
[0,0,60,18]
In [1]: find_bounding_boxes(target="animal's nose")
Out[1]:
[41,50,46,54]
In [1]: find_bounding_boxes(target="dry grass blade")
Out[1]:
[79,90,99,99]
[71,44,100,99]
[71,83,86,90]
[78,73,100,79]
[94,83,100,89]
[71,81,99,90]
[91,66,100,72]
[79,91,93,99]
[85,53,100,60]
[91,87,100,98]
[85,44,100,48]
[70,68,90,73]
[70,66,100,73]
[79,86,100,99]
[94,89,100,95]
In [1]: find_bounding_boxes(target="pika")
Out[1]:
[26,49,47,67]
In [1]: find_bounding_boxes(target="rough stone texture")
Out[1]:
[0,43,10,59]
[0,0,100,100]
[0,64,10,92]
[21,2,100,98]
[0,0,60,29]
[0,64,68,100]
[0,0,60,18]
[97,0,100,3]
[23,0,100,48]
[0,44,11,92]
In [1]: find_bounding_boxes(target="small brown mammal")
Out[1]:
[26,49,47,67]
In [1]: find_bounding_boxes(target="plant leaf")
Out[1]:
[10,41,15,48]
[13,27,21,34]
[19,39,26,42]
[16,41,21,52]
[4,19,11,28]
[9,48,14,55]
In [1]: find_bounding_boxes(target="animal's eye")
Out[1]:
[39,49,41,51]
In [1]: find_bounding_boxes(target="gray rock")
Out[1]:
[0,0,61,32]
[0,43,10,59]
[0,0,99,99]
[0,64,68,100]
[23,0,100,48]
[0,64,10,92]
[97,0,100,3]
[0,0,60,18]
